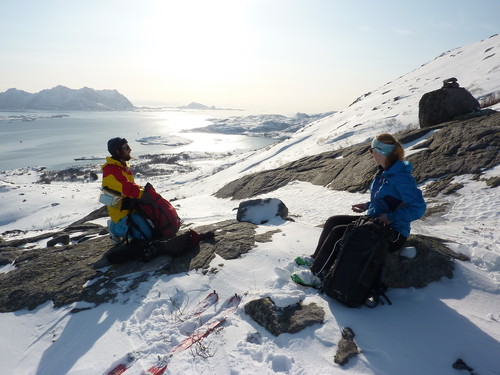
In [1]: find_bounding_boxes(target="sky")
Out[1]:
[0,0,498,114]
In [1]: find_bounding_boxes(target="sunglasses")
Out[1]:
[122,145,131,151]
[369,147,380,154]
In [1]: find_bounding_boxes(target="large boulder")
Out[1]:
[418,78,480,128]
[383,234,468,289]
[235,198,289,224]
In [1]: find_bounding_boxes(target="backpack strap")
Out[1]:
[315,237,343,277]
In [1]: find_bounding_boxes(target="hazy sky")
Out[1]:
[1,0,498,114]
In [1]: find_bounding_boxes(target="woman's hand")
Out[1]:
[351,203,368,213]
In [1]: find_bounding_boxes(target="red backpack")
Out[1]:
[135,183,181,238]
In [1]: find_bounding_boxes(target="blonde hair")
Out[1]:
[376,133,405,164]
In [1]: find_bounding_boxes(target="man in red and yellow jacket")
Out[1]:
[101,137,153,241]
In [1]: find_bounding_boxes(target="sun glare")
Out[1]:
[137,1,255,85]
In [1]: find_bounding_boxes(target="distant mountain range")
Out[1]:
[0,86,135,111]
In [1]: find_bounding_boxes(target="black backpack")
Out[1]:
[321,216,393,308]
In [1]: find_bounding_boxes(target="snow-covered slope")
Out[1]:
[191,34,500,189]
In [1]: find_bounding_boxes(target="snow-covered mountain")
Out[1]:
[0,85,135,111]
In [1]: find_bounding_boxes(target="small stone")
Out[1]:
[47,234,70,247]
[334,327,359,366]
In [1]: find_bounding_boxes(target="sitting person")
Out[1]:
[101,137,153,242]
[310,133,426,277]
[101,137,213,263]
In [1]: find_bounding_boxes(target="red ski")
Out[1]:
[105,290,219,375]
[145,294,241,375]
[107,363,128,375]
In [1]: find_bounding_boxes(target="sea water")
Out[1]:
[0,109,276,171]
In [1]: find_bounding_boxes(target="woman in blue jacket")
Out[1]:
[310,133,426,276]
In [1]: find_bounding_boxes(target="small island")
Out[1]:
[177,101,242,111]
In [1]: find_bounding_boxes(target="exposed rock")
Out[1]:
[383,234,468,289]
[39,168,103,184]
[0,209,469,314]
[452,358,474,373]
[254,229,282,243]
[408,112,499,186]
[243,297,324,336]
[246,332,263,345]
[47,234,70,247]
[478,90,500,108]
[0,218,273,312]
[334,327,359,366]
[423,177,460,198]
[0,221,105,251]
[244,298,281,335]
[484,176,500,188]
[418,78,480,128]
[0,235,111,312]
[215,111,499,200]
[0,248,18,267]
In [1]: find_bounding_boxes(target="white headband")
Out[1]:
[371,138,396,156]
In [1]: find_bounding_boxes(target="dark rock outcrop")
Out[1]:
[383,234,467,289]
[215,111,499,200]
[0,219,273,312]
[403,112,499,192]
[452,358,475,373]
[47,234,70,247]
[418,78,480,128]
[0,212,468,314]
[243,297,325,336]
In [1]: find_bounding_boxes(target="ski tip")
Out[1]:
[229,294,242,306]
[146,364,168,375]
[106,363,129,375]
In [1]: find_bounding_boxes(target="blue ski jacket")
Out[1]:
[366,160,426,237]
